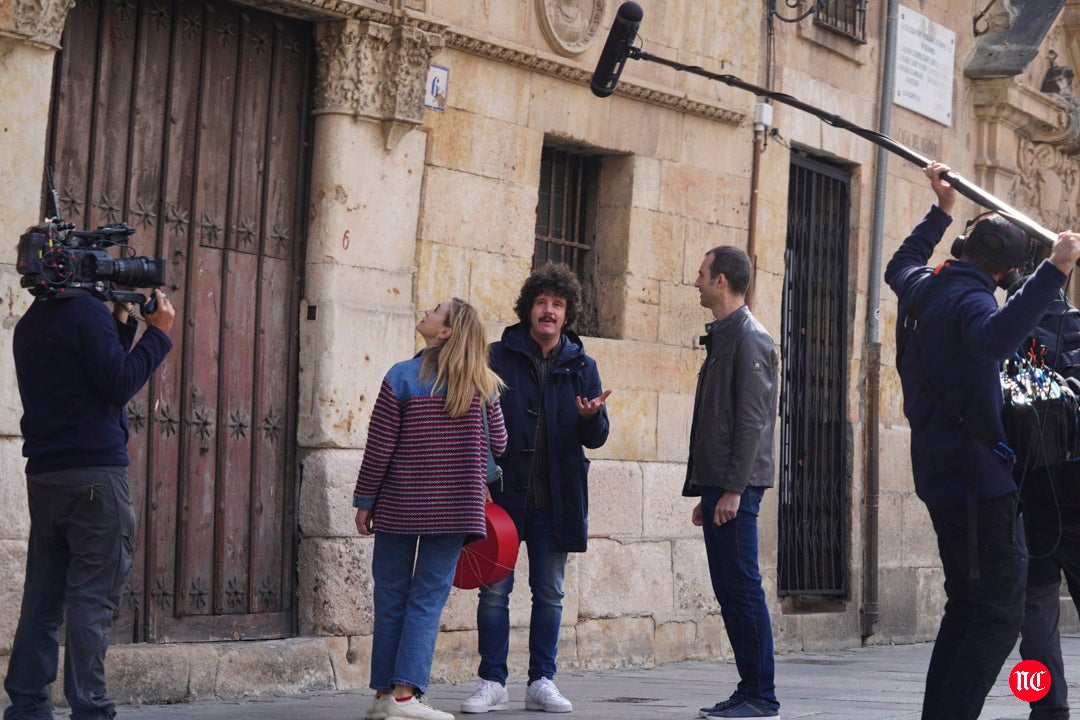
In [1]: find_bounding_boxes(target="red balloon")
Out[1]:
[454,503,519,590]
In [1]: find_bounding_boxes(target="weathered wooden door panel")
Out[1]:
[47,0,310,643]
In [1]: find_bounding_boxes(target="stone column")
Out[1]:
[296,16,443,640]
[0,0,74,649]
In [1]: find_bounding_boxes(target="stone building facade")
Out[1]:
[1,0,1079,706]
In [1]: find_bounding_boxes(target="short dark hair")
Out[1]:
[961,213,1032,276]
[706,246,751,296]
[513,263,581,329]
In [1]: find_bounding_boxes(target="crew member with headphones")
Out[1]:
[1004,254,1080,720]
[885,161,1080,720]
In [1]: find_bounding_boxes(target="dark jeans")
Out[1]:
[1019,467,1080,720]
[4,467,135,720]
[923,491,1027,720]
[476,509,567,685]
[700,486,779,710]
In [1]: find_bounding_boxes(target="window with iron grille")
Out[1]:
[778,152,850,598]
[814,0,867,43]
[535,145,601,335]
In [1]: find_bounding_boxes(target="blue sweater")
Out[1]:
[13,296,173,474]
[885,205,1066,512]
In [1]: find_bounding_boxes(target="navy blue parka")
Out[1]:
[489,323,610,552]
[885,205,1067,514]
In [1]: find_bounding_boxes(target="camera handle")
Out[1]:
[110,289,156,314]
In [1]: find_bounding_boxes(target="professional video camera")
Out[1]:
[16,171,166,312]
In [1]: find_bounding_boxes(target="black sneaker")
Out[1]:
[698,695,742,717]
[706,698,780,718]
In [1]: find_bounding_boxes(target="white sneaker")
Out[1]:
[461,680,509,713]
[365,693,392,720]
[385,694,455,720]
[525,678,572,713]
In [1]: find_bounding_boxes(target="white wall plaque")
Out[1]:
[425,65,448,111]
[895,7,955,126]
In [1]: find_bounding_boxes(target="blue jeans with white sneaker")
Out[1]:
[476,509,567,684]
[370,532,465,694]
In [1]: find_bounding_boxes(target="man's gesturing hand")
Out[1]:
[576,390,612,420]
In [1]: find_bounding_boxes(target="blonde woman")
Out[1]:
[355,298,507,720]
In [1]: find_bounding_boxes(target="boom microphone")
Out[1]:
[590,2,643,98]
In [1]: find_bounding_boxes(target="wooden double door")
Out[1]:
[47,0,313,642]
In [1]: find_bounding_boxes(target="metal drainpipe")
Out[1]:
[746,104,772,309]
[861,0,899,641]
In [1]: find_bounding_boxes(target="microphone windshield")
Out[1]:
[590,2,643,98]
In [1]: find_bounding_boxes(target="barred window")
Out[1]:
[814,0,866,43]
[535,145,601,334]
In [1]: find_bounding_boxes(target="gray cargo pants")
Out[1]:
[3,467,135,720]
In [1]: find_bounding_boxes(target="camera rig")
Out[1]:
[16,170,166,312]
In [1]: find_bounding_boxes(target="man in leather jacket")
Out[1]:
[686,246,780,720]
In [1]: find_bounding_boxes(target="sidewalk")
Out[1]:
[71,635,1080,719]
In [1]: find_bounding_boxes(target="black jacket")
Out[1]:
[489,323,609,552]
[684,305,777,497]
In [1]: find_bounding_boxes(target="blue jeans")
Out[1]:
[370,532,465,694]
[476,509,567,684]
[923,492,1026,720]
[700,486,778,709]
[5,468,135,720]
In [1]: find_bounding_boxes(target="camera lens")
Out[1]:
[109,256,167,288]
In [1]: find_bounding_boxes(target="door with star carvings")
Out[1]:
[46,0,311,642]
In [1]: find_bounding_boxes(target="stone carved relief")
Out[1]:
[1005,53,1080,231]
[1013,139,1080,232]
[9,0,76,47]
[536,0,605,56]
[313,18,443,148]
[207,0,423,22]
[1037,56,1080,155]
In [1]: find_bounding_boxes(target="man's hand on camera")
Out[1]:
[112,300,134,325]
[112,284,136,324]
[144,289,176,334]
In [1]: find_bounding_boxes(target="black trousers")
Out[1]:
[4,467,135,720]
[923,492,1027,720]
[1019,465,1080,720]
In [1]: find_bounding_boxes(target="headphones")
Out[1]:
[949,211,1034,273]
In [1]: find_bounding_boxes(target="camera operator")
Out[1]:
[5,287,174,720]
[885,161,1080,720]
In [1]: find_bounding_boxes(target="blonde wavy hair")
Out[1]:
[420,298,505,418]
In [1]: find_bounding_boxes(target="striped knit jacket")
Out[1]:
[352,354,508,537]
